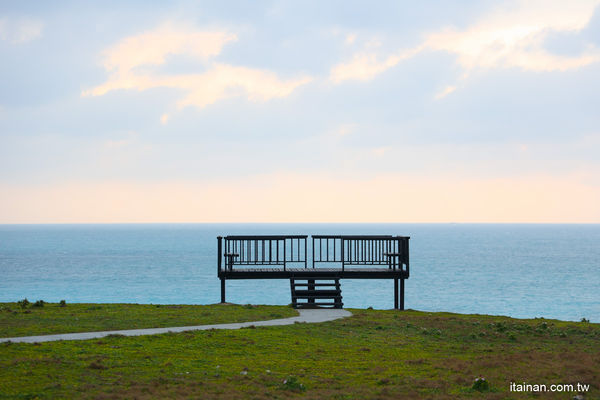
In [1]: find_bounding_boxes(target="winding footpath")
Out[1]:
[0,308,352,344]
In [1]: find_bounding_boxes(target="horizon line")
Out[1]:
[1,221,599,225]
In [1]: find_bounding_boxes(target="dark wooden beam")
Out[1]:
[220,279,226,303]
[400,278,405,310]
[394,278,399,309]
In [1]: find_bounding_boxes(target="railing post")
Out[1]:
[217,236,222,276]
[283,238,286,272]
[394,238,398,270]
[305,237,308,269]
[341,239,345,271]
[405,238,410,277]
[311,236,315,268]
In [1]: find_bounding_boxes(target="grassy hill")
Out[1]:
[1,303,598,399]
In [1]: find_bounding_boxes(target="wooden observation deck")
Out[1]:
[217,235,410,309]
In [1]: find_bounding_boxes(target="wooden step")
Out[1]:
[294,301,343,308]
[290,278,343,309]
[292,283,339,287]
[293,289,340,295]
[293,297,342,301]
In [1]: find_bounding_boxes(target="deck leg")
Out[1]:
[220,278,226,303]
[394,278,399,309]
[400,278,405,311]
[308,279,315,304]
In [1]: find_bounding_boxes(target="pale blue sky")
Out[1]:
[1,1,599,222]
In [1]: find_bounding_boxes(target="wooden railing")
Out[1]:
[218,234,409,276]
[312,235,409,274]
[218,235,307,273]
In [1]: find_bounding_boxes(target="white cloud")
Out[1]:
[104,131,138,149]
[345,33,357,45]
[0,17,43,44]
[330,0,600,85]
[100,22,236,76]
[332,123,356,137]
[330,53,399,83]
[172,64,312,109]
[330,47,422,83]
[425,0,600,72]
[434,85,457,100]
[370,147,388,157]
[84,22,312,114]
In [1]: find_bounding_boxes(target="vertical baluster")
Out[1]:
[319,238,322,262]
[304,237,307,268]
[361,239,364,264]
[333,237,337,262]
[341,238,345,271]
[311,236,315,268]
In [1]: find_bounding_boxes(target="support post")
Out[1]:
[400,278,405,310]
[220,278,226,303]
[394,278,399,309]
[308,279,315,304]
[290,279,297,308]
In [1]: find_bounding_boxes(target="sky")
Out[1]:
[1,0,600,223]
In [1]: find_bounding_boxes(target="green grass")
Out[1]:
[0,302,298,337]
[1,307,599,399]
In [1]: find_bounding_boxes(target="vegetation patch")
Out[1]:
[0,308,598,399]
[0,302,297,337]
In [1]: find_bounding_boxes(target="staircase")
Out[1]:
[290,278,343,309]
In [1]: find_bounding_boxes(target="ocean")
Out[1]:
[0,223,598,322]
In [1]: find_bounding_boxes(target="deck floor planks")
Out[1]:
[220,267,407,280]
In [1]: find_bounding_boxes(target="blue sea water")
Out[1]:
[0,224,598,322]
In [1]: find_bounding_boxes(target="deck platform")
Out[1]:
[221,267,409,279]
[217,234,410,309]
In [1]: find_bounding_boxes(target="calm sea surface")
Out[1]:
[0,224,598,322]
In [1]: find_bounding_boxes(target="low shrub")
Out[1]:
[17,299,30,309]
[472,377,490,392]
[281,376,305,392]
